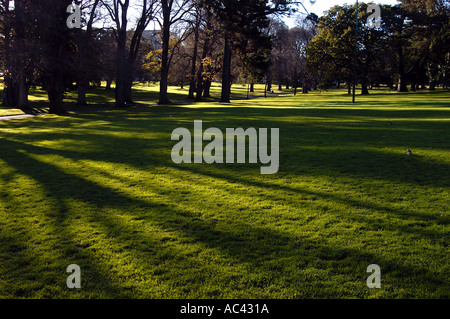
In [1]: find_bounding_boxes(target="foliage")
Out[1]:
[306,2,450,92]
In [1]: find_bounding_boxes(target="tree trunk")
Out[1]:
[16,52,28,108]
[1,8,12,107]
[250,83,254,92]
[203,81,211,98]
[106,80,112,90]
[302,83,308,94]
[194,56,205,102]
[48,87,64,114]
[361,84,369,95]
[115,29,127,107]
[188,13,200,100]
[195,10,213,102]
[2,75,28,108]
[77,79,88,106]
[220,35,232,103]
[75,0,100,106]
[76,27,88,106]
[124,61,134,105]
[2,75,16,107]
[48,83,64,114]
[2,1,29,109]
[48,37,65,114]
[159,2,171,105]
[397,71,408,92]
[397,47,409,92]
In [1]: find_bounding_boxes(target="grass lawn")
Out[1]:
[0,82,284,117]
[0,87,448,298]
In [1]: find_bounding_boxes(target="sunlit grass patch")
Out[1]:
[0,89,449,298]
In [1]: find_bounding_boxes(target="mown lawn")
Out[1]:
[0,89,448,298]
[0,82,283,117]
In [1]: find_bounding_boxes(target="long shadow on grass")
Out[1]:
[0,138,448,298]
[6,104,449,159]
[168,163,449,243]
[1,101,448,297]
[5,108,449,188]
[67,106,450,155]
[0,155,131,298]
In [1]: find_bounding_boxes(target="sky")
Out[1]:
[284,0,400,27]
[128,0,402,31]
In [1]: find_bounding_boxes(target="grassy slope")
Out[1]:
[0,88,448,298]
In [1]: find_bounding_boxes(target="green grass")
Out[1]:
[0,82,281,117]
[0,88,449,299]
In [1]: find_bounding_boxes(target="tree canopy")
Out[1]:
[0,0,448,111]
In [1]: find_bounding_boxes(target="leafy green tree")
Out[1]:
[1,0,33,108]
[307,3,387,94]
[382,1,449,91]
[206,0,291,103]
[36,0,74,114]
[194,6,221,101]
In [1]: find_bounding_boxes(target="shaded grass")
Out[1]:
[0,89,448,299]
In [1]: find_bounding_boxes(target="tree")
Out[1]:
[101,0,130,107]
[95,29,117,90]
[157,0,193,105]
[206,0,292,103]
[235,27,272,94]
[102,0,158,107]
[284,16,317,94]
[187,3,202,99]
[74,0,101,106]
[307,5,356,92]
[37,0,74,114]
[403,0,450,90]
[194,9,222,100]
[268,19,290,91]
[381,1,449,92]
[1,0,32,108]
[307,4,385,94]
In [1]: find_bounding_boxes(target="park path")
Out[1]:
[0,107,113,122]
[0,113,42,121]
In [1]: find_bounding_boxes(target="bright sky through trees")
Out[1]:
[284,0,400,27]
[307,0,399,16]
